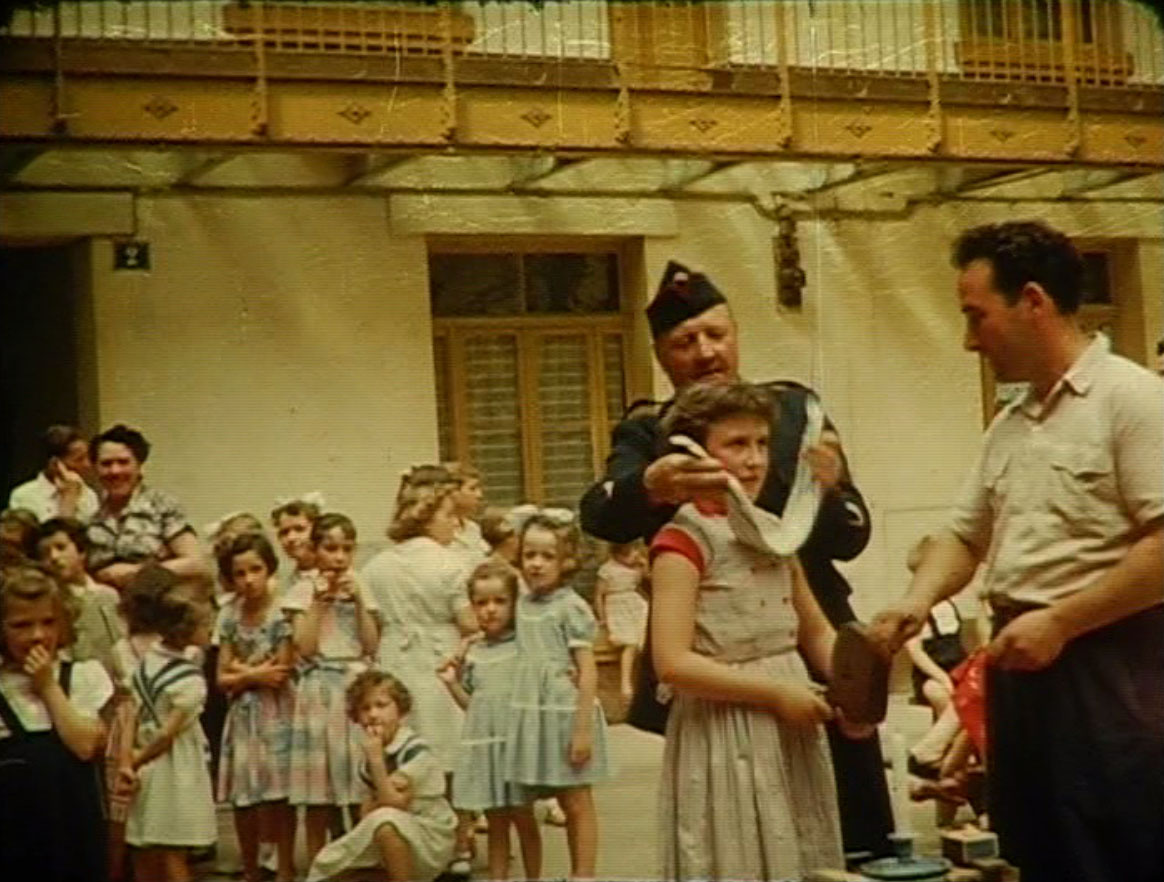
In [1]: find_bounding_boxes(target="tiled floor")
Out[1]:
[200,697,956,880]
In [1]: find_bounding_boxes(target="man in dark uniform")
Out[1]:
[579,261,894,860]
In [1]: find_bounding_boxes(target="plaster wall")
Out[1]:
[7,186,1159,607]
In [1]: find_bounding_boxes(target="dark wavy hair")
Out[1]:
[90,424,150,464]
[216,531,279,584]
[952,220,1084,315]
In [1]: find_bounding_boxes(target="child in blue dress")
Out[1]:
[216,532,296,882]
[507,512,611,879]
[439,560,542,881]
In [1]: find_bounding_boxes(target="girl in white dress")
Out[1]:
[439,560,541,881]
[307,671,457,882]
[122,574,217,882]
[650,382,851,881]
[363,480,478,870]
[594,540,648,704]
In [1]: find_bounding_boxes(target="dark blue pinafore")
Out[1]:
[0,661,108,881]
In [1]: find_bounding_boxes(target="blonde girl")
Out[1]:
[216,532,296,882]
[439,560,542,880]
[283,512,381,866]
[0,565,110,882]
[507,512,611,880]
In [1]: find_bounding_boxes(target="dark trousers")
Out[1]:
[987,605,1164,882]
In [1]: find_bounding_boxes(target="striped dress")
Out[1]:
[651,505,843,881]
[283,570,380,806]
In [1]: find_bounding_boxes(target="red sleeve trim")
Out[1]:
[650,526,705,575]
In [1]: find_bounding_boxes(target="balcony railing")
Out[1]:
[3,1,1161,88]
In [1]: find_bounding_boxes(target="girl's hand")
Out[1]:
[333,571,357,602]
[436,656,460,685]
[116,764,139,796]
[362,724,385,763]
[776,684,834,728]
[23,644,56,694]
[567,728,593,768]
[834,707,875,740]
[254,661,291,689]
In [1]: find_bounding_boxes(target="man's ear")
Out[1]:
[1020,281,1053,313]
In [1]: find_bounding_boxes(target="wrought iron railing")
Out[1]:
[2,1,1161,87]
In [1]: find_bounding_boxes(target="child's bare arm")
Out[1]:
[291,604,323,658]
[346,574,381,656]
[366,759,413,810]
[568,646,598,767]
[130,707,193,771]
[436,658,471,710]
[905,636,953,690]
[791,559,835,680]
[593,577,609,625]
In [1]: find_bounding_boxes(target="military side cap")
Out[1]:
[646,260,727,339]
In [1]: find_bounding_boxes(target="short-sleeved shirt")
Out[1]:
[0,659,113,740]
[86,483,195,571]
[7,472,99,523]
[949,337,1164,606]
[281,569,380,659]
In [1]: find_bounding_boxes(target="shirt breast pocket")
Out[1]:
[1046,444,1117,520]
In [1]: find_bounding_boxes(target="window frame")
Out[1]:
[429,237,641,505]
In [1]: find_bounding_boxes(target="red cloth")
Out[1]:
[650,526,705,575]
[951,648,989,756]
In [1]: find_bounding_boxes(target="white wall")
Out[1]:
[8,184,1159,606]
[83,194,437,555]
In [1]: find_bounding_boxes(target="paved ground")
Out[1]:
[201,697,958,880]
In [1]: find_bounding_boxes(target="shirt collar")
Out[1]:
[98,481,149,517]
[1017,334,1107,418]
[384,725,415,755]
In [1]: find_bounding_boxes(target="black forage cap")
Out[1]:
[646,260,727,340]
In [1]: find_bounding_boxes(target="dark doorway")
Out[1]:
[0,244,84,502]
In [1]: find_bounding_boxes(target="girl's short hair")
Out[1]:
[660,381,774,446]
[0,565,77,658]
[153,590,206,646]
[216,532,279,584]
[346,670,413,721]
[442,461,481,487]
[1,508,43,558]
[90,423,150,464]
[270,499,322,526]
[36,517,89,555]
[477,506,515,550]
[609,540,643,559]
[120,564,180,634]
[388,483,453,544]
[466,559,520,604]
[209,512,265,557]
[517,512,581,574]
[311,513,357,546]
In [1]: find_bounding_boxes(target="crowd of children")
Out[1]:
[1,458,621,882]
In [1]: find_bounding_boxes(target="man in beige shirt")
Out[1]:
[872,221,1163,882]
